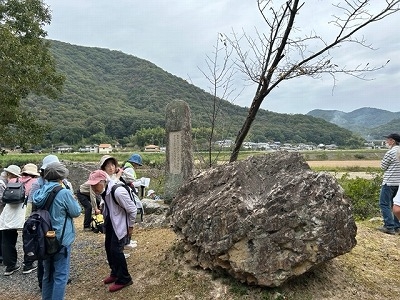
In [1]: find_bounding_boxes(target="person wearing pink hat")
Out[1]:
[85,170,137,293]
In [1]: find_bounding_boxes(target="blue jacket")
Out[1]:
[33,181,81,246]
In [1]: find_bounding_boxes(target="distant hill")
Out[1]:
[307,108,400,139]
[22,40,364,148]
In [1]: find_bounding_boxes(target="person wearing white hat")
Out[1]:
[0,171,7,266]
[146,189,159,200]
[0,165,25,276]
[20,163,40,217]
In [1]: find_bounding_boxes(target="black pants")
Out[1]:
[37,259,44,289]
[2,229,18,267]
[104,217,132,284]
[76,191,92,229]
[0,229,3,263]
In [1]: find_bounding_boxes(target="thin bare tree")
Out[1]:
[195,34,242,167]
[228,0,400,162]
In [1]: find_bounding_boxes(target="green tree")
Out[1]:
[0,0,64,147]
[132,127,165,148]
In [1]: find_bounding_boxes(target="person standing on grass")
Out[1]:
[85,170,137,293]
[378,133,400,235]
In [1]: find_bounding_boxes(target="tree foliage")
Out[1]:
[0,0,64,147]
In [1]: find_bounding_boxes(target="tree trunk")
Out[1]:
[229,94,264,162]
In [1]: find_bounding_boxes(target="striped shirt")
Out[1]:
[381,145,400,186]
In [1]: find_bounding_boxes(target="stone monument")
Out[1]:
[164,100,194,201]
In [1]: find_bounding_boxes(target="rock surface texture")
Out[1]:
[169,152,357,287]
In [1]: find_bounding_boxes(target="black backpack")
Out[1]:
[2,178,27,204]
[23,185,68,261]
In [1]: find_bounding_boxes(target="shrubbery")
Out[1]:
[338,172,382,220]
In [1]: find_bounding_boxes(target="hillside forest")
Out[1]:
[17,40,370,151]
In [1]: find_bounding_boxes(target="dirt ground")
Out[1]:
[4,215,399,300]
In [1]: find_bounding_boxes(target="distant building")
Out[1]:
[98,143,113,154]
[325,144,338,150]
[79,145,98,153]
[56,145,73,153]
[215,139,233,148]
[144,144,160,152]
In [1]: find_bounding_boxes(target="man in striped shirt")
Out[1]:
[378,133,400,235]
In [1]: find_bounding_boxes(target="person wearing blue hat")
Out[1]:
[123,154,143,179]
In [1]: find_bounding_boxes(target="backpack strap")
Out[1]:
[43,185,69,247]
[110,183,131,234]
[43,185,63,211]
[111,184,143,222]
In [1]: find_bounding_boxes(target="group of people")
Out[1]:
[378,133,400,235]
[0,155,80,299]
[0,152,147,299]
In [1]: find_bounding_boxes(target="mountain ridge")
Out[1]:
[22,40,366,148]
[307,107,400,138]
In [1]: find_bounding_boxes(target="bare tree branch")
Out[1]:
[227,0,400,162]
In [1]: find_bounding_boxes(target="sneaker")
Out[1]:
[103,275,117,284]
[4,264,21,276]
[22,264,38,274]
[109,280,133,292]
[378,226,395,235]
[124,241,137,250]
[83,227,92,232]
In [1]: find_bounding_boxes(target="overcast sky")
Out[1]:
[43,1,400,114]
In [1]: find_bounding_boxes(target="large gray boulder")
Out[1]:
[168,152,357,287]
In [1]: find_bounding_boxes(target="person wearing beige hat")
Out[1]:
[0,165,26,276]
[99,155,123,182]
[20,163,40,218]
[19,163,41,274]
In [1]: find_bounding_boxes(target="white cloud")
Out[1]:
[44,0,400,114]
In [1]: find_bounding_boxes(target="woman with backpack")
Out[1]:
[85,169,137,293]
[0,165,26,275]
[20,163,41,274]
[32,161,81,300]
